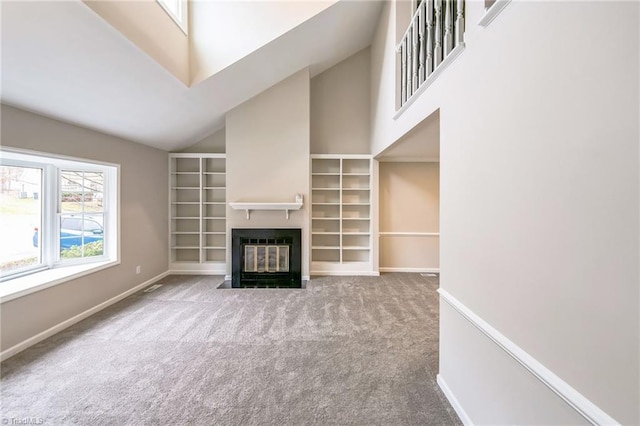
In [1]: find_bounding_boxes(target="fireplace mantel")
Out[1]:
[229,198,303,220]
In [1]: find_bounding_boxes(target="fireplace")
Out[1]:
[231,228,302,288]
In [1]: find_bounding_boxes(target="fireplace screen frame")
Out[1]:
[231,228,301,288]
[243,244,289,273]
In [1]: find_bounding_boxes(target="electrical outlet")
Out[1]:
[136,265,141,274]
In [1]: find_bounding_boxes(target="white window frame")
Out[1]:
[0,148,120,302]
[156,0,188,34]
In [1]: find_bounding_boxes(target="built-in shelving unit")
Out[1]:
[310,155,374,275]
[169,153,226,273]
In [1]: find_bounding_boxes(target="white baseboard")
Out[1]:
[379,267,440,273]
[0,271,170,362]
[438,288,620,425]
[309,271,380,277]
[168,269,226,275]
[437,374,473,425]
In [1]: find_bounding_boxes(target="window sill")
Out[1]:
[0,260,119,303]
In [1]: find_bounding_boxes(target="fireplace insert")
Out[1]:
[231,228,301,288]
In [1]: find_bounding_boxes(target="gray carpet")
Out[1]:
[1,273,461,425]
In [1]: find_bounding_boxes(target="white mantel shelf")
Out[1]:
[229,201,303,220]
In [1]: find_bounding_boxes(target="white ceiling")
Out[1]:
[0,0,383,152]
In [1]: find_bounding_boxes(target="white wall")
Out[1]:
[226,69,311,278]
[0,105,168,354]
[310,47,371,154]
[84,0,189,85]
[371,1,639,424]
[190,0,337,85]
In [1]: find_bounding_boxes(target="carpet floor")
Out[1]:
[1,273,461,425]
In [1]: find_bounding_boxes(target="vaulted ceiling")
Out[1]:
[1,0,383,152]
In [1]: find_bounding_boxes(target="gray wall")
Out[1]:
[0,105,168,352]
[370,0,640,423]
[180,127,225,153]
[311,47,370,155]
[226,69,311,277]
[379,162,439,270]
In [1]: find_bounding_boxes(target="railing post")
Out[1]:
[434,0,443,67]
[444,0,453,56]
[412,15,419,92]
[426,0,434,76]
[418,0,426,84]
[406,28,413,96]
[455,0,465,46]
[400,40,407,105]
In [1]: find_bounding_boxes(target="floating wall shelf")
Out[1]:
[229,198,303,220]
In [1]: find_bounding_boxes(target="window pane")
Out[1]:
[0,166,42,274]
[60,170,105,261]
[60,214,104,259]
[61,171,104,213]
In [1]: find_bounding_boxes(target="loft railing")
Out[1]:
[397,0,465,109]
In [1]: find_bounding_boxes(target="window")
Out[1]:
[0,165,42,275]
[157,0,187,34]
[59,170,105,260]
[0,148,119,287]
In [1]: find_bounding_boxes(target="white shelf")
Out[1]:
[229,199,303,220]
[310,155,373,271]
[169,153,226,269]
